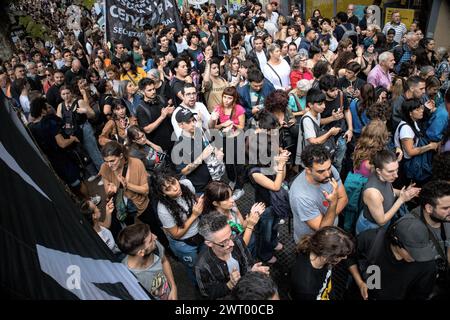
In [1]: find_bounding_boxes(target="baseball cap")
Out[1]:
[175,108,197,123]
[391,215,437,262]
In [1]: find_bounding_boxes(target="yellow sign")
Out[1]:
[384,8,415,29]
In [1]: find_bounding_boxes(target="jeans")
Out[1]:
[81,122,104,172]
[333,135,347,173]
[355,211,388,235]
[255,206,279,262]
[167,236,201,285]
[223,136,246,189]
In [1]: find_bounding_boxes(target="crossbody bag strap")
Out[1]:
[266,63,283,87]
[411,208,447,260]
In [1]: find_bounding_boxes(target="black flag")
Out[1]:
[0,97,150,300]
[105,0,183,47]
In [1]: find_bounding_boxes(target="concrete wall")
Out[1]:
[433,0,450,50]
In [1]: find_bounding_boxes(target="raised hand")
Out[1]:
[322,178,339,204]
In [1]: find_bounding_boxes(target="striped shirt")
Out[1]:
[383,22,407,44]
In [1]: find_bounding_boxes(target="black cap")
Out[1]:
[175,108,196,123]
[392,215,437,262]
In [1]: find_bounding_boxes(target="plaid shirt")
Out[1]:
[194,235,254,299]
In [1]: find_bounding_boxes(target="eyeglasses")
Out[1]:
[209,233,237,248]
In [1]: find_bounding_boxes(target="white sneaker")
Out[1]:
[87,175,97,182]
[229,181,236,190]
[232,189,245,201]
[279,219,286,225]
[97,179,104,186]
[90,195,101,206]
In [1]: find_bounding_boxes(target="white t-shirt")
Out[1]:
[264,21,278,37]
[302,111,321,144]
[98,226,121,254]
[285,36,302,49]
[171,102,211,139]
[20,95,30,113]
[262,59,291,90]
[157,179,199,240]
[244,34,254,54]
[256,50,268,69]
[175,39,189,54]
[394,121,420,159]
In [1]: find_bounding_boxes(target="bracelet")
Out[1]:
[246,226,254,231]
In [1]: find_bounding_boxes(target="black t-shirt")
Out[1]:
[354,228,437,300]
[136,98,175,152]
[290,252,333,300]
[186,47,204,71]
[173,134,211,193]
[249,167,273,206]
[46,84,63,109]
[64,68,86,86]
[322,91,349,131]
[170,78,186,106]
[156,80,172,103]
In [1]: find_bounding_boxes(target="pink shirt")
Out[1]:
[214,104,246,126]
[367,65,392,90]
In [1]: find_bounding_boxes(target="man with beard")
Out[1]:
[118,223,178,300]
[409,180,450,299]
[136,78,175,153]
[46,70,65,109]
[289,144,348,243]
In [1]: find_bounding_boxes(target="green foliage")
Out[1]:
[83,0,96,9]
[18,15,50,40]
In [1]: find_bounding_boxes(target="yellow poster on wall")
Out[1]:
[384,7,415,28]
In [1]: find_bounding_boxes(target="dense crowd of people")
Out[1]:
[2,0,450,300]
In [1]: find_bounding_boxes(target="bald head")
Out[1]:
[72,59,81,72]
[405,32,419,49]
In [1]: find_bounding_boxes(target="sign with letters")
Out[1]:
[105,0,182,46]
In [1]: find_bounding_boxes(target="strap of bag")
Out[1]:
[290,92,302,111]
[411,208,448,260]
[266,63,283,87]
[126,72,137,86]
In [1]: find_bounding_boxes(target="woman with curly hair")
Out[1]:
[264,90,296,153]
[352,120,390,178]
[151,171,204,283]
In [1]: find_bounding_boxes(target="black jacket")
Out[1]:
[194,235,254,299]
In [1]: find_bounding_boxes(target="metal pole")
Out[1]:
[333,0,337,17]
[426,0,441,38]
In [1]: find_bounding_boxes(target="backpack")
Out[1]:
[342,171,368,234]
[248,167,291,219]
[340,24,358,42]
[300,116,337,157]
[398,123,433,182]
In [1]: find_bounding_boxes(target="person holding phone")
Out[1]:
[319,75,354,173]
[248,111,290,264]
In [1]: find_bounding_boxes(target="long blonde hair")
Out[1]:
[353,120,389,169]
